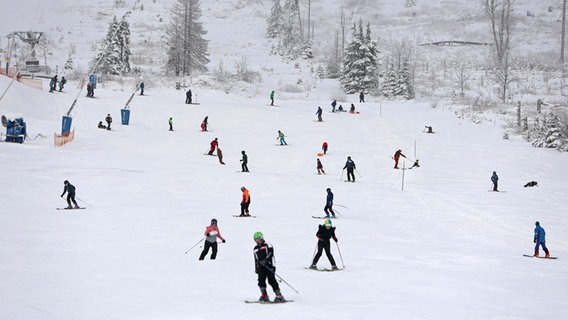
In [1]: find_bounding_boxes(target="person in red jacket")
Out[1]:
[393,149,406,169]
[322,141,328,155]
[199,218,226,260]
[207,138,218,155]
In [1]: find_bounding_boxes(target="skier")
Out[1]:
[533,221,550,257]
[316,158,325,175]
[253,231,285,302]
[240,150,249,172]
[393,149,406,169]
[343,156,356,182]
[425,126,434,133]
[491,171,499,192]
[207,138,218,155]
[60,180,79,209]
[331,100,337,112]
[105,114,112,131]
[410,159,420,169]
[198,218,226,260]
[270,90,275,106]
[309,218,338,270]
[98,121,107,129]
[324,188,335,218]
[217,148,225,165]
[322,141,328,155]
[349,103,356,113]
[58,76,67,92]
[139,81,145,95]
[169,117,173,131]
[186,89,192,104]
[49,75,58,92]
[240,186,251,216]
[359,91,365,103]
[277,130,287,145]
[86,82,94,97]
[316,106,323,122]
[201,116,208,131]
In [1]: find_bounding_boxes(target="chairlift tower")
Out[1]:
[8,31,51,77]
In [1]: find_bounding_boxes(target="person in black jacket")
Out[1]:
[240,150,249,172]
[60,180,79,209]
[105,114,112,131]
[186,89,192,104]
[253,232,285,302]
[309,218,338,270]
[343,156,356,182]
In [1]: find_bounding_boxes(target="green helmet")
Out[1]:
[253,231,264,240]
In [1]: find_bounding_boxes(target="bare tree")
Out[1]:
[562,0,567,64]
[483,0,516,102]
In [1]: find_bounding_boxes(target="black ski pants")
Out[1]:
[346,169,355,182]
[66,193,78,207]
[199,241,218,260]
[257,266,279,292]
[312,240,336,266]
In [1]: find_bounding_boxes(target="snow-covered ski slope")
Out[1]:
[1,75,567,320]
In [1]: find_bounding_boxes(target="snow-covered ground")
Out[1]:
[1,1,568,319]
[1,74,568,319]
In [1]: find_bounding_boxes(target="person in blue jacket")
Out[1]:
[343,156,356,182]
[533,221,550,257]
[324,188,335,218]
[316,106,323,122]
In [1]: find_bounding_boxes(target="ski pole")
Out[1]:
[333,208,343,217]
[335,241,345,268]
[260,262,300,294]
[184,237,205,254]
[75,197,93,207]
[340,169,345,181]
[355,168,362,178]
[335,204,349,209]
[311,241,318,259]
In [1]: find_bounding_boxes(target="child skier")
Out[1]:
[240,186,251,216]
[491,171,499,191]
[60,180,79,209]
[393,149,406,169]
[240,150,249,172]
[309,218,339,270]
[198,218,226,260]
[324,188,335,218]
[316,159,325,175]
[277,130,287,145]
[343,156,356,182]
[253,232,285,302]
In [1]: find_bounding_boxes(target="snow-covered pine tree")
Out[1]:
[339,21,379,94]
[530,112,568,151]
[399,61,414,99]
[64,55,74,71]
[165,0,210,76]
[97,15,131,75]
[267,0,284,39]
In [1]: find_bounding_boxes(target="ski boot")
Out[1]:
[534,250,539,257]
[331,265,339,271]
[74,204,80,209]
[259,288,269,302]
[545,250,550,258]
[66,205,73,209]
[309,264,317,270]
[273,290,285,303]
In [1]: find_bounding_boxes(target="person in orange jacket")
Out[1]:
[199,218,226,260]
[240,186,251,216]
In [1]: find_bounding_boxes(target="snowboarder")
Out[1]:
[49,75,58,92]
[253,231,285,302]
[343,156,356,182]
[270,90,275,106]
[60,180,79,209]
[98,121,106,129]
[337,105,345,112]
[524,181,538,187]
[324,188,335,218]
[198,218,226,260]
[105,114,112,131]
[139,81,145,95]
[207,138,218,155]
[58,76,67,92]
[240,150,249,172]
[186,89,192,104]
[322,142,328,155]
[201,116,208,131]
[169,117,173,131]
[359,91,365,103]
[393,149,406,169]
[317,159,325,175]
[331,100,337,112]
[491,171,499,192]
[309,218,338,270]
[277,130,287,145]
[240,186,251,216]
[316,106,323,122]
[533,221,550,258]
[425,126,434,133]
[349,103,356,113]
[217,148,225,165]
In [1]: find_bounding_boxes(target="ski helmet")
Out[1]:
[535,221,540,226]
[211,218,218,225]
[241,186,246,191]
[253,231,263,241]
[64,180,69,185]
[324,218,332,228]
